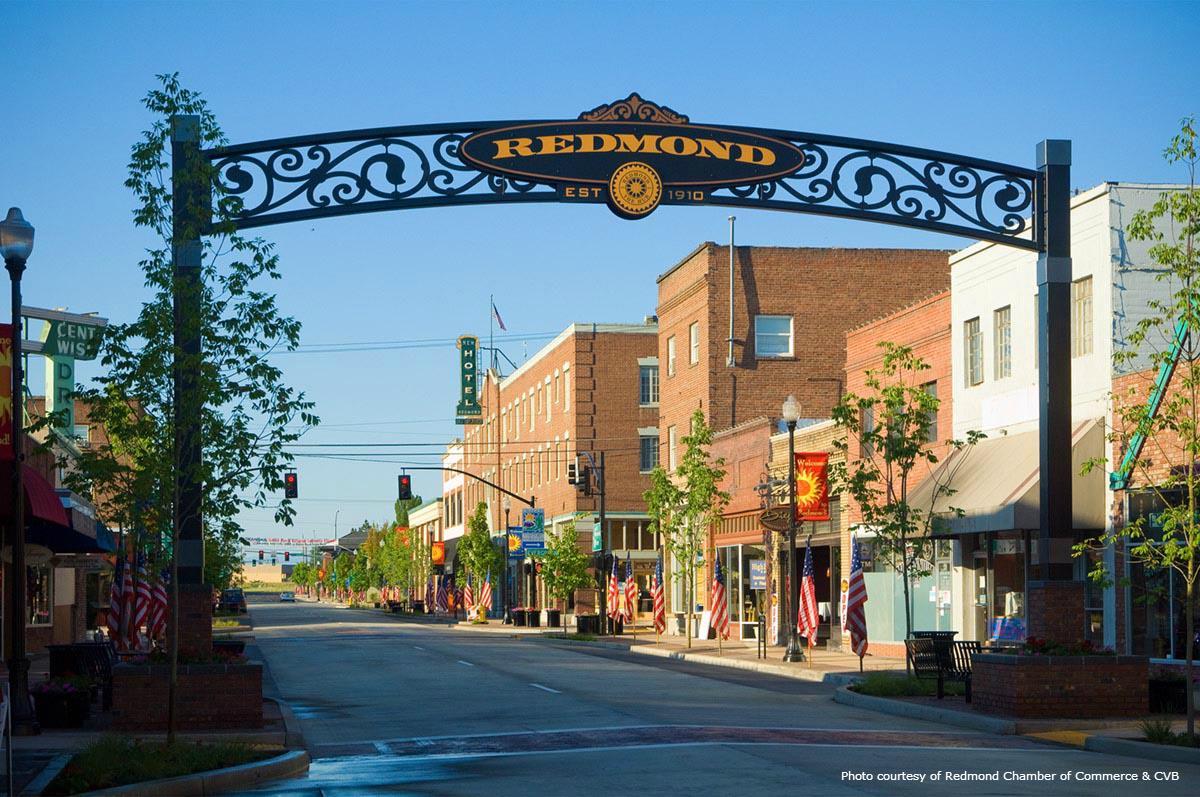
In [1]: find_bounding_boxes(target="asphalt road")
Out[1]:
[237,595,1200,796]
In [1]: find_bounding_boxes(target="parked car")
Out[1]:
[279,591,296,603]
[219,588,248,614]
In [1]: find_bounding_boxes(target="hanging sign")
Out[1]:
[459,94,806,220]
[507,528,525,559]
[793,452,831,522]
[0,324,10,459]
[42,320,102,360]
[455,335,482,424]
[431,541,445,565]
[520,507,545,550]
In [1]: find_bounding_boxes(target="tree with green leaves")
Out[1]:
[332,551,353,601]
[1078,117,1200,737]
[647,410,729,648]
[459,502,503,614]
[290,561,311,594]
[541,521,593,632]
[832,342,983,653]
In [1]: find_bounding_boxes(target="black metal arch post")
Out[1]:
[169,110,1074,639]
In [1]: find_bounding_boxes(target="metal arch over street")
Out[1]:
[169,92,1074,604]
[202,111,1042,249]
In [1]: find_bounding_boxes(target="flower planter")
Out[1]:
[545,609,561,628]
[213,639,246,656]
[33,691,90,728]
[972,653,1149,718]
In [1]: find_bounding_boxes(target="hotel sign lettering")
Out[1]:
[459,94,806,220]
[455,335,482,424]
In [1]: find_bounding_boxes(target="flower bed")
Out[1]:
[972,651,1149,718]
[31,677,91,728]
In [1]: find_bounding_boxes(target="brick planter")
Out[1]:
[112,662,263,731]
[972,653,1148,718]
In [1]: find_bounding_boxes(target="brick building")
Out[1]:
[657,243,950,638]
[451,321,659,620]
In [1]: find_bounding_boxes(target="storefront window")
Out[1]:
[718,546,742,625]
[28,564,52,626]
[988,532,1026,642]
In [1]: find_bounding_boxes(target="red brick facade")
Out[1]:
[113,662,264,730]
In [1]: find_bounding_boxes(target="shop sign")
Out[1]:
[0,324,11,459]
[431,541,445,565]
[793,452,831,521]
[42,320,102,360]
[458,94,805,220]
[1126,488,1188,539]
[521,508,545,550]
[455,335,482,424]
[758,505,792,532]
[748,559,767,590]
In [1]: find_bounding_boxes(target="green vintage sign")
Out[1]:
[456,335,482,421]
[43,320,101,360]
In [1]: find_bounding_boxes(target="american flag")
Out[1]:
[623,556,637,623]
[120,558,135,650]
[435,579,448,612]
[463,577,474,615]
[426,578,434,611]
[651,554,666,634]
[606,557,621,620]
[844,535,869,657]
[492,301,507,332]
[133,556,152,646]
[107,557,124,647]
[711,558,730,640]
[149,569,169,639]
[478,573,493,615]
[797,542,819,647]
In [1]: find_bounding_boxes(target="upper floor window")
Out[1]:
[1072,276,1093,357]
[563,365,571,411]
[639,364,660,406]
[993,306,1012,380]
[964,317,983,386]
[921,381,938,443]
[667,336,677,376]
[668,425,678,471]
[754,315,793,358]
[689,322,700,365]
[639,434,659,473]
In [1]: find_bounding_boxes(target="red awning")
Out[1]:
[0,461,70,527]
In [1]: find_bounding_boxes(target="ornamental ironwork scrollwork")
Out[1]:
[207,126,557,230]
[710,132,1039,250]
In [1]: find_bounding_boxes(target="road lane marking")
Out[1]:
[373,741,390,754]
[457,659,474,666]
[413,646,426,651]
[530,683,561,694]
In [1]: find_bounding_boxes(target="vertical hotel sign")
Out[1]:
[455,335,483,424]
[793,452,831,522]
[0,324,12,458]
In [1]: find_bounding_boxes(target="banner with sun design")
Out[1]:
[0,324,11,460]
[793,452,830,522]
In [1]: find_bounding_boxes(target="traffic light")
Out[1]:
[567,460,578,484]
[284,472,298,499]
[284,551,290,562]
[259,550,264,560]
[398,473,412,501]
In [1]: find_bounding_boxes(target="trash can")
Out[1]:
[576,615,599,635]
[546,609,561,628]
[528,610,541,627]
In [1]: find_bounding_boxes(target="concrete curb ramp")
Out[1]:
[1084,735,1200,766]
[832,686,1019,735]
[65,749,310,796]
[533,636,862,687]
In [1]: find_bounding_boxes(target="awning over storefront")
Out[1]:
[906,419,1106,535]
[0,461,70,527]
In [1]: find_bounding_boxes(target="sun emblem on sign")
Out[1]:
[508,534,521,552]
[608,161,662,219]
[794,464,824,513]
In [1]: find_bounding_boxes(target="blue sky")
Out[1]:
[3,0,1197,555]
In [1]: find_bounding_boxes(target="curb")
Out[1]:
[832,686,1018,735]
[1084,735,1200,765]
[21,754,71,797]
[533,636,865,687]
[74,749,310,796]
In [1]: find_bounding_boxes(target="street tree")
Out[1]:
[49,74,318,741]
[459,502,503,599]
[541,521,593,633]
[1078,117,1200,736]
[648,410,728,648]
[831,342,982,653]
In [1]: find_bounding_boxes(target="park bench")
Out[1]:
[905,638,980,702]
[386,600,405,613]
[48,641,117,711]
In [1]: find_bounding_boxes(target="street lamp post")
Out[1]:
[502,497,512,624]
[781,395,805,663]
[1,208,39,734]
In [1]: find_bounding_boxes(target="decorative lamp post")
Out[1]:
[781,394,805,663]
[0,207,39,734]
[502,496,512,624]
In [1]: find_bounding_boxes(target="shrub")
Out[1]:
[850,672,966,698]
